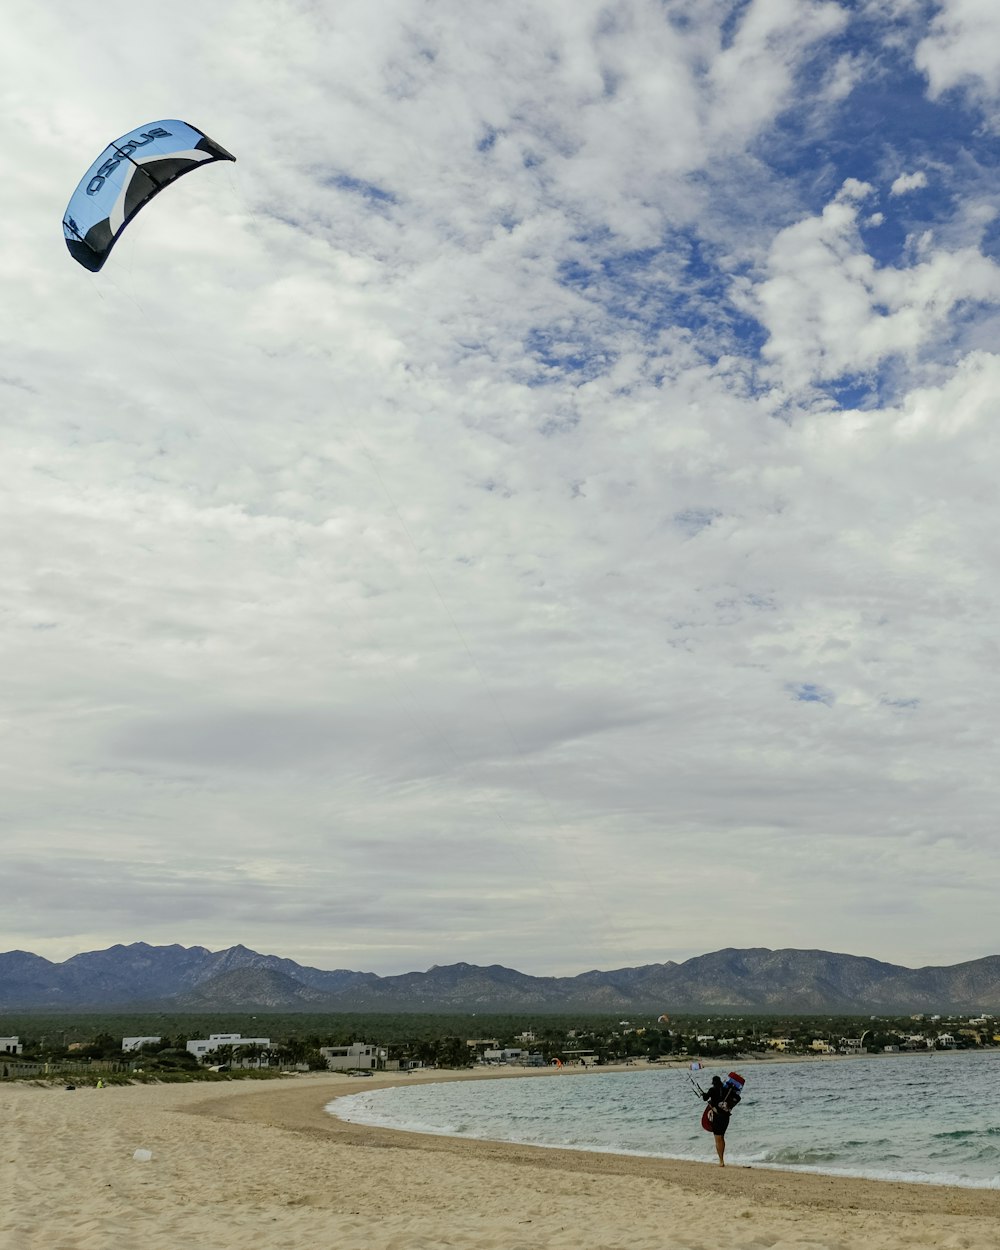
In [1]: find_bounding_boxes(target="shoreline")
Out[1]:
[5,1065,1000,1248]
[321,1051,1000,1192]
[187,1064,1000,1214]
[327,1077,1000,1193]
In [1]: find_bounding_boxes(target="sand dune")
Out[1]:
[3,1069,998,1249]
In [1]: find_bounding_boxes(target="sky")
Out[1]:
[2,0,1000,978]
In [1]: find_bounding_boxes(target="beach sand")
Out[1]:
[3,1066,998,1250]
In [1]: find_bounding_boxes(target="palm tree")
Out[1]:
[242,1042,263,1069]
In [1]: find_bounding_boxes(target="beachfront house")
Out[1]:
[466,1038,500,1056]
[904,1034,933,1049]
[186,1033,271,1063]
[122,1036,162,1052]
[480,1048,527,1065]
[559,1049,599,1066]
[0,1037,23,1054]
[319,1043,387,1071]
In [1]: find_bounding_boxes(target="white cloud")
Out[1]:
[838,177,875,201]
[915,0,1000,105]
[748,183,1000,391]
[704,0,849,144]
[890,170,928,195]
[1,0,1000,978]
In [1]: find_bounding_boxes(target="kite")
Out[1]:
[63,120,235,272]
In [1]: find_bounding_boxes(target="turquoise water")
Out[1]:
[331,1053,1000,1188]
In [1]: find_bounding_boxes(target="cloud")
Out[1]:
[890,170,928,195]
[915,1,1000,108]
[746,181,1000,393]
[2,0,1000,977]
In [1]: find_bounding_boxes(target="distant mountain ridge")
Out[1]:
[1,943,999,1013]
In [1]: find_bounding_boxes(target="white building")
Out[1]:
[186,1033,271,1061]
[0,1037,23,1054]
[122,1036,162,1053]
[480,1048,526,1065]
[320,1043,386,1071]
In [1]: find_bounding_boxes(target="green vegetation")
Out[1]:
[1,1008,993,1083]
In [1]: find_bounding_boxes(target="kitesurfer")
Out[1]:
[701,1074,741,1166]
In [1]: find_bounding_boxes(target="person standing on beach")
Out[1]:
[701,1076,735,1166]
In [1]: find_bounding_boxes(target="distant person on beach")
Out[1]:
[701,1075,739,1166]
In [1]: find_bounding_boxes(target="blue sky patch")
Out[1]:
[673,508,720,537]
[327,173,397,206]
[789,683,835,706]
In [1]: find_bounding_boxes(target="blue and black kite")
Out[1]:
[63,120,235,272]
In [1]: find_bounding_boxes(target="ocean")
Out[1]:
[330,1051,1000,1189]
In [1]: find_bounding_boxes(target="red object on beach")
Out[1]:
[701,1107,714,1132]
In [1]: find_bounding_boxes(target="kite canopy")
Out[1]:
[63,120,235,272]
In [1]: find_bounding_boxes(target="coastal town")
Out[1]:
[2,1011,997,1082]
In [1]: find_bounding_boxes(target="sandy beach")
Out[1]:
[4,1066,999,1250]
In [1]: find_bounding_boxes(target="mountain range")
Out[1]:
[1,944,999,1013]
